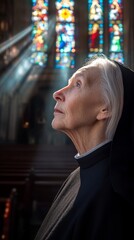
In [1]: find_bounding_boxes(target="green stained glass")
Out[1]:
[109,0,124,63]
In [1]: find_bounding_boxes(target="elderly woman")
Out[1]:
[34,55,134,240]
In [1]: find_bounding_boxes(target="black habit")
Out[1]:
[34,62,134,240]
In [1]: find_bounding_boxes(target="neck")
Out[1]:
[64,126,107,155]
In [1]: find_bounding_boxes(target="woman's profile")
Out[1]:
[34,54,134,240]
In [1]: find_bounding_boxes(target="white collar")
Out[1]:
[74,140,111,159]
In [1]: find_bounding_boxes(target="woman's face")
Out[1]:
[52,65,105,135]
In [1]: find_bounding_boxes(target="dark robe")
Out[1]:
[34,142,134,240]
[34,60,134,240]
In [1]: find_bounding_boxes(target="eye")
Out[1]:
[75,80,81,88]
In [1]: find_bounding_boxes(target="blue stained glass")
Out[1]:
[55,53,75,69]
[56,23,75,53]
[55,0,75,69]
[109,52,124,63]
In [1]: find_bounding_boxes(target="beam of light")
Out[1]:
[0,26,32,54]
[3,35,32,66]
[18,64,44,100]
[0,45,33,95]
[46,16,56,49]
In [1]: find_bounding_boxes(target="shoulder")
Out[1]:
[53,167,80,201]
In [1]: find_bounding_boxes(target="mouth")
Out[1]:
[54,108,63,114]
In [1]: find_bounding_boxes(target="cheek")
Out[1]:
[72,98,98,125]
[66,101,88,127]
[58,100,80,129]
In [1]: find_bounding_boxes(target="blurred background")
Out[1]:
[0,0,134,239]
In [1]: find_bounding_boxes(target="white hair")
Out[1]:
[84,55,124,140]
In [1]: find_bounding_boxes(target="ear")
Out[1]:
[97,107,111,121]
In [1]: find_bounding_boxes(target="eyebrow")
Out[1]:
[68,73,84,84]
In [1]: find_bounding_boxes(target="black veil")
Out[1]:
[111,61,134,207]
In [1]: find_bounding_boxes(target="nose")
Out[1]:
[53,87,65,102]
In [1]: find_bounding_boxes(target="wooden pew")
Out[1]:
[0,188,18,240]
[0,144,78,239]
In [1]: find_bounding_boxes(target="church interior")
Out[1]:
[0,0,134,239]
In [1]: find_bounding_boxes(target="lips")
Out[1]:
[54,108,63,114]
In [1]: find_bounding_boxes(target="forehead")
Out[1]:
[70,65,101,83]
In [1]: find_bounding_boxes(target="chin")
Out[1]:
[52,119,69,134]
[51,119,57,129]
[51,118,62,130]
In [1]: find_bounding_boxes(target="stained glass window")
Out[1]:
[109,0,124,62]
[31,0,124,68]
[31,0,49,66]
[88,0,104,58]
[55,0,75,69]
